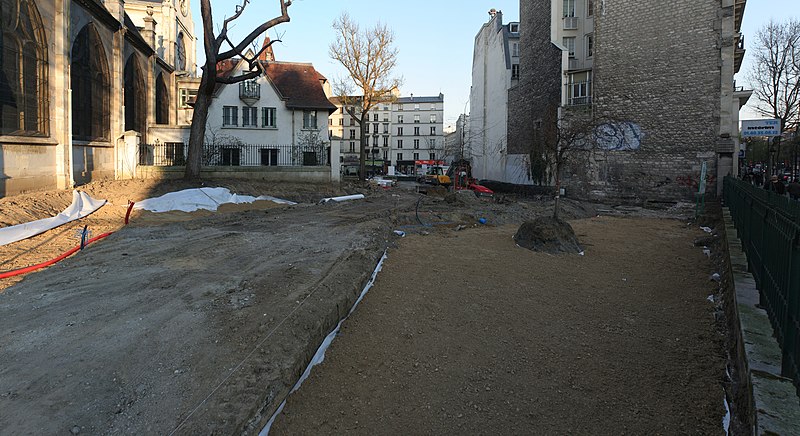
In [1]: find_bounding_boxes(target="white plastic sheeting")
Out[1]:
[0,191,107,247]
[319,194,365,204]
[260,251,388,435]
[132,187,296,213]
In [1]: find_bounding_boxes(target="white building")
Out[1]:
[330,92,445,176]
[467,9,526,183]
[391,94,445,173]
[148,56,338,177]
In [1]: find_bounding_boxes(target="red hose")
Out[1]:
[125,201,135,224]
[0,232,113,280]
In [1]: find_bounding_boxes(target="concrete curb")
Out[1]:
[722,207,800,434]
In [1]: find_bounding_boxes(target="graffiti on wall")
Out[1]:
[594,121,644,151]
[676,172,716,191]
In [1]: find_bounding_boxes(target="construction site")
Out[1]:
[0,178,735,434]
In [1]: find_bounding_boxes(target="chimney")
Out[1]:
[258,37,276,62]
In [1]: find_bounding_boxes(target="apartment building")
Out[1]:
[330,92,445,176]
[392,94,445,173]
[467,9,523,183]
[507,0,749,202]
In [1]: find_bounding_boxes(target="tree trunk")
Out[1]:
[184,67,216,180]
[553,177,561,220]
[359,109,369,181]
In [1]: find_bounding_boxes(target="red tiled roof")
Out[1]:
[263,62,337,112]
[214,59,336,112]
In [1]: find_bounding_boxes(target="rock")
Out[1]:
[70,426,81,435]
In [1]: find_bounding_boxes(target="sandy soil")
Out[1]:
[0,179,726,434]
[270,218,727,434]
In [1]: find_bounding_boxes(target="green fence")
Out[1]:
[724,176,800,391]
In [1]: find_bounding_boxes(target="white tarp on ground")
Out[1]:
[0,191,107,247]
[132,187,296,213]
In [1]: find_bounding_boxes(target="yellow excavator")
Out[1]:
[420,165,451,186]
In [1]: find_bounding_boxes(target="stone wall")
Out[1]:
[507,0,562,166]
[581,0,723,203]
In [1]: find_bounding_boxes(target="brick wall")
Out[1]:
[580,0,723,203]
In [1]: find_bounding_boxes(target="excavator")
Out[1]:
[446,159,494,197]
[420,165,451,186]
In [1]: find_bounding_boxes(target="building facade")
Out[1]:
[330,92,445,176]
[507,0,749,202]
[147,57,339,177]
[467,9,524,183]
[0,0,198,196]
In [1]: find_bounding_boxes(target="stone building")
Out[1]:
[0,0,198,196]
[507,0,750,202]
[329,91,445,176]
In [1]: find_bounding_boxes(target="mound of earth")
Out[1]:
[513,216,582,254]
[444,190,481,206]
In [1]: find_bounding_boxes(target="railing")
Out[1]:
[138,142,329,167]
[568,95,592,106]
[239,81,260,101]
[724,176,800,392]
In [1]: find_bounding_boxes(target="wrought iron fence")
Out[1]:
[724,176,800,392]
[138,142,329,167]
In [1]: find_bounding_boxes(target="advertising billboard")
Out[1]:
[741,119,781,137]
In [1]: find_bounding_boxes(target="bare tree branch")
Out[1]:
[329,13,402,180]
[747,19,800,131]
[184,0,293,179]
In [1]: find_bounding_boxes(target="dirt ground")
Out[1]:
[271,218,726,435]
[0,179,726,434]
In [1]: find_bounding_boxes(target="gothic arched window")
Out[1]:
[1,0,48,136]
[155,72,169,124]
[71,23,110,141]
[176,32,186,71]
[124,55,146,133]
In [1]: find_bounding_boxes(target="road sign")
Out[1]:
[741,119,781,137]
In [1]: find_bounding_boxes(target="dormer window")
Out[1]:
[509,23,519,33]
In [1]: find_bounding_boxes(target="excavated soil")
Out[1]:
[513,216,583,254]
[0,179,726,434]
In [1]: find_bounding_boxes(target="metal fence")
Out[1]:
[724,176,800,391]
[138,142,329,167]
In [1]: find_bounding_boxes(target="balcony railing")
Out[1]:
[568,95,593,106]
[239,81,260,102]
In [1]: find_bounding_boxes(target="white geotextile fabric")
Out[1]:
[0,191,107,247]
[132,187,296,213]
[261,251,388,435]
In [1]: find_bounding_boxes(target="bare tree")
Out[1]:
[536,109,623,219]
[184,0,292,180]
[329,13,401,181]
[747,18,800,175]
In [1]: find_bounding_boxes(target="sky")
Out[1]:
[191,0,519,129]
[736,0,799,120]
[192,0,798,127]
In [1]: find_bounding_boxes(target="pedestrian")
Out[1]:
[754,171,763,187]
[788,178,800,201]
[767,175,786,196]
